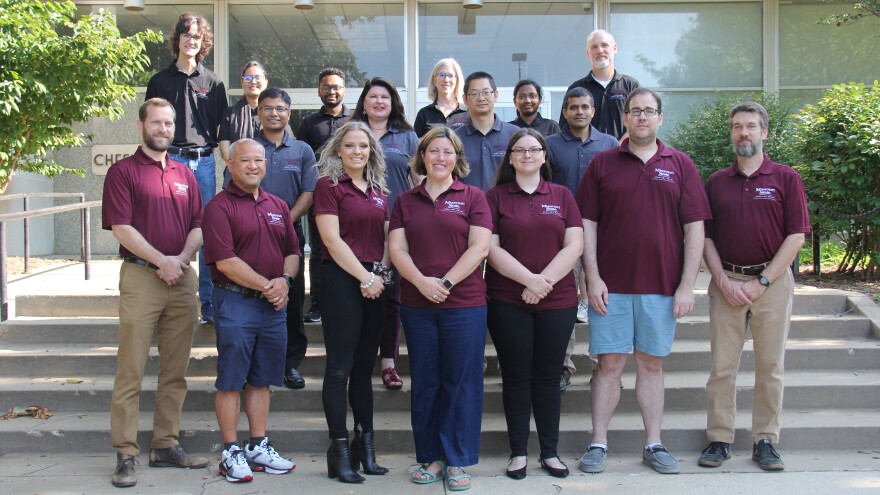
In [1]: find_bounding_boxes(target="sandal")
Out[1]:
[411,460,445,484]
[381,367,403,390]
[446,466,471,491]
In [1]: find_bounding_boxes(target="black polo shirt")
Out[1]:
[413,101,468,137]
[559,70,640,139]
[146,62,228,149]
[296,104,352,159]
[509,112,561,137]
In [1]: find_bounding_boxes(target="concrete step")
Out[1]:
[1,313,871,345]
[2,370,877,414]
[13,289,852,318]
[1,339,877,377]
[1,407,877,454]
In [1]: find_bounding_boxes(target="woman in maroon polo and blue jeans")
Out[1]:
[485,128,583,480]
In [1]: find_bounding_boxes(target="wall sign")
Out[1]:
[91,145,138,176]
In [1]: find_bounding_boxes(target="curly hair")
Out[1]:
[170,13,213,63]
[410,126,470,179]
[317,121,388,194]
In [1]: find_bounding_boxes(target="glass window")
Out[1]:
[228,3,405,89]
[779,0,880,88]
[417,2,594,89]
[75,4,215,86]
[611,2,762,89]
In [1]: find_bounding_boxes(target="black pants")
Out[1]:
[487,300,576,459]
[285,223,307,369]
[321,260,385,439]
[306,206,323,307]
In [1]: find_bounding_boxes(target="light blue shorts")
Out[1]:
[587,293,677,357]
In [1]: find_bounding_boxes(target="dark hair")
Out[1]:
[513,79,543,101]
[170,13,213,63]
[562,87,594,109]
[624,87,662,114]
[464,71,497,94]
[729,101,769,131]
[139,98,176,121]
[318,67,346,85]
[349,77,413,132]
[410,126,470,179]
[258,87,291,106]
[495,129,552,186]
[240,60,267,78]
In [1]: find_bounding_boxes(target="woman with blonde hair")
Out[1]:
[413,58,467,137]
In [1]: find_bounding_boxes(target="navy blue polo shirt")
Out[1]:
[381,128,419,208]
[546,126,619,196]
[455,115,520,192]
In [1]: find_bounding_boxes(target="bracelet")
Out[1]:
[360,272,375,289]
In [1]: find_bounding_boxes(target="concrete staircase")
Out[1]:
[2,266,879,458]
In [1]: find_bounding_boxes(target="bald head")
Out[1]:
[586,29,618,73]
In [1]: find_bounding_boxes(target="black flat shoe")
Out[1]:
[506,456,527,480]
[539,457,569,478]
[283,368,305,389]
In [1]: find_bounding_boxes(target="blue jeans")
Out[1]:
[401,304,487,467]
[169,152,216,316]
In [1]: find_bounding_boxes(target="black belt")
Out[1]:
[721,260,769,276]
[123,256,159,270]
[214,282,265,299]
[168,145,213,158]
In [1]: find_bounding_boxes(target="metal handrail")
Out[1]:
[0,195,102,321]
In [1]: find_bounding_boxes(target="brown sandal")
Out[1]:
[381,367,403,390]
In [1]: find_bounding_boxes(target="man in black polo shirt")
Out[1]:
[560,29,639,140]
[296,68,352,323]
[146,12,228,324]
[509,79,560,137]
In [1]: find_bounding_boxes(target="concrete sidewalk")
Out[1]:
[0,451,878,494]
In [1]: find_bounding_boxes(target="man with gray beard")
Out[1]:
[698,102,810,472]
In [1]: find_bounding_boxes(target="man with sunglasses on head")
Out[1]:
[146,13,228,324]
[575,88,710,475]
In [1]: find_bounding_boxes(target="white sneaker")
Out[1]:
[244,437,295,474]
[219,445,253,483]
[576,300,589,323]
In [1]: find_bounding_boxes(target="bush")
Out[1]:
[792,81,880,279]
[667,92,799,182]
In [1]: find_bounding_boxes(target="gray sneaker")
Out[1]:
[643,445,680,474]
[579,446,607,473]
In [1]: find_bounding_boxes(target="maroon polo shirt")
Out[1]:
[390,178,492,308]
[313,175,389,263]
[202,181,300,285]
[486,179,581,310]
[576,139,711,296]
[102,147,203,258]
[705,156,810,266]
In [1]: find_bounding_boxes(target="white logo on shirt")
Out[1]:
[372,195,385,209]
[541,204,562,217]
[754,187,778,201]
[266,212,284,227]
[441,200,466,215]
[173,182,189,196]
[652,168,676,183]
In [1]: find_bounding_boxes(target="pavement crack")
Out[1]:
[22,462,59,476]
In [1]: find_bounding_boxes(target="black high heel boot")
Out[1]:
[327,438,365,483]
[350,429,389,475]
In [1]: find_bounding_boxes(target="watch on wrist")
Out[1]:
[282,274,293,287]
[440,277,454,290]
[758,275,771,288]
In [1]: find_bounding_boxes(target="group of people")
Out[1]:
[101,12,810,491]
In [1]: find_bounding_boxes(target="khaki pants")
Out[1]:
[110,262,198,455]
[705,269,794,444]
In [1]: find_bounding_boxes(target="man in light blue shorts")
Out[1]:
[574,88,711,474]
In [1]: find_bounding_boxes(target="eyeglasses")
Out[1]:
[516,93,539,101]
[466,90,495,99]
[321,85,344,92]
[626,107,659,117]
[427,148,457,158]
[436,72,456,79]
[511,147,544,156]
[181,33,203,42]
[261,106,290,114]
[242,75,264,84]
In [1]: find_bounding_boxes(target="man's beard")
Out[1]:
[143,132,171,152]
[733,140,761,158]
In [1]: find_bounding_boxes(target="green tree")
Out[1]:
[667,92,799,182]
[820,0,880,26]
[793,81,880,279]
[0,0,162,193]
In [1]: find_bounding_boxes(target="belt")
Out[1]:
[721,260,769,276]
[123,256,159,270]
[168,145,213,158]
[214,282,265,299]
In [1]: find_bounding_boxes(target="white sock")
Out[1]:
[590,443,608,451]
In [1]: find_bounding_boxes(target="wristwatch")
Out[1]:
[440,277,454,290]
[757,274,771,288]
[282,274,293,287]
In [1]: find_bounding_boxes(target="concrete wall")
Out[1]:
[0,173,55,256]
